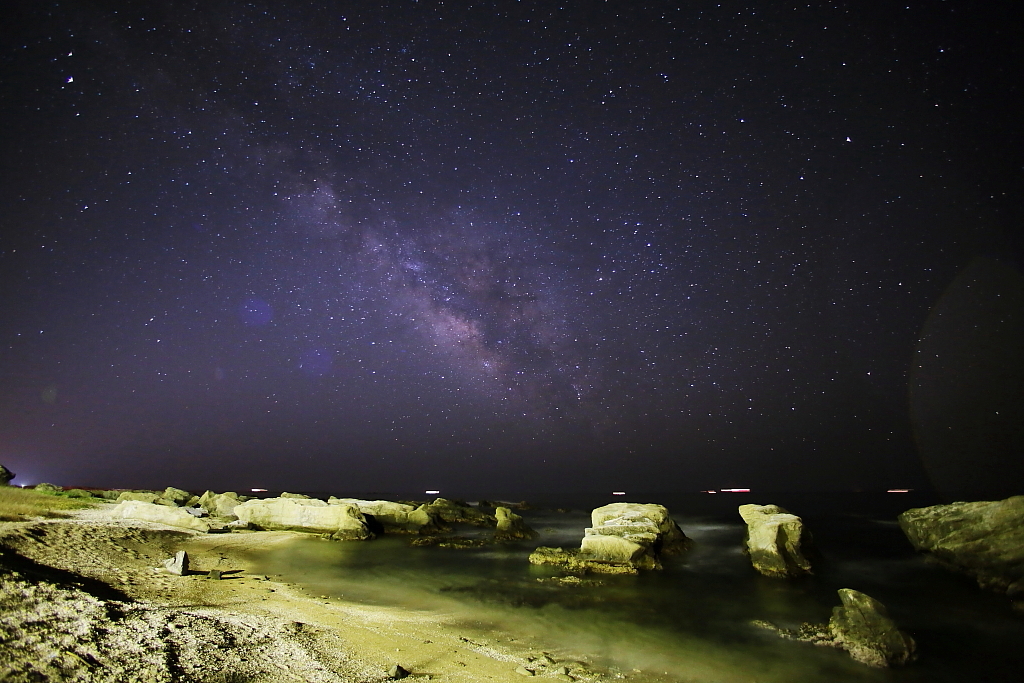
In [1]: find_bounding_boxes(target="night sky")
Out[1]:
[2,1,1021,495]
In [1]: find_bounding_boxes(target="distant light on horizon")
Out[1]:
[251,488,267,492]
[425,490,440,495]
[886,488,912,493]
[702,490,718,494]
[721,488,751,493]
[612,491,626,495]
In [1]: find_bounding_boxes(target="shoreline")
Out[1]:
[0,503,630,683]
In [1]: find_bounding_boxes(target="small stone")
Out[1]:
[515,665,535,676]
[389,664,410,679]
[553,666,570,675]
[207,569,222,580]
[162,551,188,576]
[536,655,556,666]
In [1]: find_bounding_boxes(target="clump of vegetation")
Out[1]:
[0,486,97,521]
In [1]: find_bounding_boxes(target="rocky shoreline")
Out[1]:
[0,505,611,683]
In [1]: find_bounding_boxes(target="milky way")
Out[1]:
[1,1,1020,493]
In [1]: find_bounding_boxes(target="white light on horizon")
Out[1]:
[425,490,440,495]
[612,491,626,495]
[721,488,751,493]
[887,489,912,493]
[251,488,267,492]
[702,490,718,494]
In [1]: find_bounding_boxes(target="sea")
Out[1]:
[249,491,1023,683]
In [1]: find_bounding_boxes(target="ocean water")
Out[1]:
[251,492,1023,682]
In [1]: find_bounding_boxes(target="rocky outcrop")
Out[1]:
[738,504,812,578]
[233,497,373,540]
[420,498,496,527]
[494,507,535,541]
[530,502,689,574]
[754,589,915,668]
[328,498,441,534]
[828,589,916,667]
[198,490,241,518]
[0,463,14,485]
[110,501,211,532]
[897,496,1024,594]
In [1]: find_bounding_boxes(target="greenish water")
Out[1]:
[251,494,1023,683]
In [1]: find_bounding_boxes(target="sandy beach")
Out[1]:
[0,503,616,683]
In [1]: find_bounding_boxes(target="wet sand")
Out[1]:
[0,504,611,683]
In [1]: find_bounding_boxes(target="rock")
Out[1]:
[226,519,252,529]
[329,498,443,534]
[159,487,192,506]
[184,506,207,517]
[115,491,161,504]
[207,569,222,580]
[738,504,813,578]
[530,502,690,574]
[279,491,311,499]
[580,502,690,569]
[388,664,410,679]
[828,589,915,667]
[514,665,535,676]
[233,497,374,540]
[198,490,241,518]
[494,506,536,540]
[34,483,61,494]
[897,496,1024,594]
[421,498,496,526]
[0,463,15,485]
[163,550,189,576]
[111,500,212,532]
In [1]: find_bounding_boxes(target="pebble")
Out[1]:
[515,665,536,676]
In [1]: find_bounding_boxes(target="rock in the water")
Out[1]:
[530,502,689,573]
[828,589,915,667]
[738,504,812,578]
[898,496,1024,594]
[233,497,374,540]
[111,500,212,532]
[494,506,536,540]
[388,664,410,679]
[0,463,15,485]
[163,550,189,576]
[329,498,442,534]
[198,490,241,518]
[421,498,496,526]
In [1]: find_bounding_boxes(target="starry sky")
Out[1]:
[2,1,1021,495]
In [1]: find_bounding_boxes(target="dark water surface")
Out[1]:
[252,492,1023,682]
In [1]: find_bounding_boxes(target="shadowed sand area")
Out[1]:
[0,504,625,683]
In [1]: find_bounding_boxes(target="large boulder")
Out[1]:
[828,589,916,667]
[111,500,211,532]
[0,463,14,485]
[494,506,536,541]
[198,490,241,518]
[530,502,690,574]
[421,498,496,526]
[897,496,1024,594]
[115,491,161,504]
[328,498,441,534]
[233,497,373,540]
[159,487,192,506]
[738,504,812,578]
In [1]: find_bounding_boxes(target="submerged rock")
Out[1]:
[754,588,914,668]
[329,498,442,534]
[738,504,812,578]
[421,498,496,527]
[111,500,211,532]
[233,497,374,540]
[494,506,536,541]
[897,496,1024,594]
[828,589,916,667]
[530,502,689,574]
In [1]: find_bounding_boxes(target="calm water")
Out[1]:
[252,492,1023,683]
